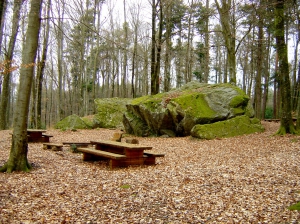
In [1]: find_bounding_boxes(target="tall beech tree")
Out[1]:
[0,0,23,130]
[0,0,42,172]
[274,0,297,135]
[0,0,6,49]
[215,0,236,84]
[150,0,163,95]
[36,0,51,129]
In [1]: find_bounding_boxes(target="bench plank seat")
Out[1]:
[63,142,90,147]
[77,147,127,169]
[43,143,63,151]
[77,147,126,160]
[28,135,52,143]
[143,152,165,165]
[90,140,152,150]
[143,152,165,157]
[42,134,53,137]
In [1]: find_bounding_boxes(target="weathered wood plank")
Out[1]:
[90,140,152,150]
[143,152,165,157]
[43,143,63,151]
[77,147,126,160]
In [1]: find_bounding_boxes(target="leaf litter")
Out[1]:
[0,122,299,223]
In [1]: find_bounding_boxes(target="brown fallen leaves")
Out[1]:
[0,122,299,223]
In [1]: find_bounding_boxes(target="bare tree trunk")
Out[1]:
[0,0,7,54]
[292,2,300,111]
[0,0,42,173]
[176,21,183,88]
[275,0,296,134]
[122,0,128,97]
[185,0,194,83]
[36,0,51,129]
[273,53,279,119]
[215,0,236,84]
[150,0,157,95]
[154,0,163,93]
[0,0,23,130]
[92,0,103,113]
[131,30,137,98]
[254,14,263,119]
[0,0,5,26]
[262,32,271,119]
[164,1,172,92]
[53,0,65,121]
[203,0,210,83]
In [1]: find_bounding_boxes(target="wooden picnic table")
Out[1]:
[27,129,53,143]
[77,140,164,169]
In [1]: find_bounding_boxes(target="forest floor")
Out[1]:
[0,121,299,223]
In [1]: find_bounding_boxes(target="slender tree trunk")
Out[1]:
[122,0,128,97]
[164,1,172,92]
[275,0,296,134]
[215,0,236,84]
[0,0,7,54]
[0,0,5,26]
[0,0,23,130]
[292,4,300,111]
[154,0,163,93]
[273,53,279,119]
[204,0,210,83]
[223,52,228,83]
[176,25,183,88]
[185,0,193,83]
[0,0,42,173]
[296,61,300,129]
[92,0,102,113]
[254,15,264,119]
[151,0,157,95]
[36,0,51,129]
[262,32,271,119]
[131,28,137,98]
[53,0,65,121]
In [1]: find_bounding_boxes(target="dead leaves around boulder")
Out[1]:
[0,122,299,223]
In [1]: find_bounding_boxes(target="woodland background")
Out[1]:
[0,0,299,129]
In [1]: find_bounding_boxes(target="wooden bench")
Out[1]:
[77,147,127,169]
[143,152,165,165]
[43,143,63,151]
[27,134,53,143]
[77,140,165,168]
[26,129,53,143]
[62,142,90,148]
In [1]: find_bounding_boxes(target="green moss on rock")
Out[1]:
[190,115,264,140]
[229,95,249,108]
[173,93,216,119]
[124,81,258,138]
[55,114,92,130]
[94,98,132,129]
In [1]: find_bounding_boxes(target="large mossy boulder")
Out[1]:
[123,81,258,137]
[94,98,132,129]
[191,115,264,139]
[55,114,92,130]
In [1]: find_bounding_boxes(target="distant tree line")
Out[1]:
[0,0,300,172]
[0,0,299,133]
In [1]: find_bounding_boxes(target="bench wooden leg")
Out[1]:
[144,156,156,165]
[109,159,125,169]
[51,146,62,151]
[83,153,94,161]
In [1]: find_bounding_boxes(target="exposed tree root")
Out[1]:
[275,123,299,136]
[0,160,31,173]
